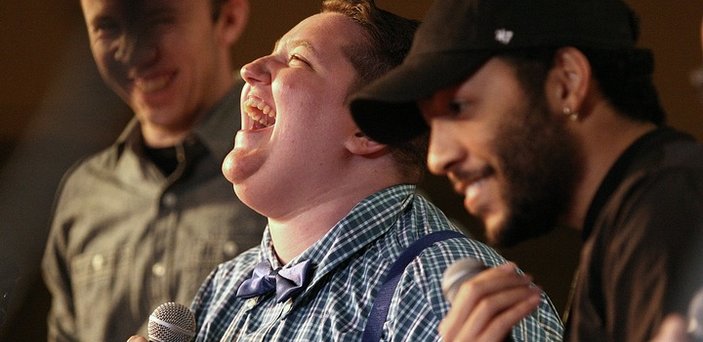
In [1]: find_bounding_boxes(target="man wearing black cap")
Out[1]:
[350,0,703,341]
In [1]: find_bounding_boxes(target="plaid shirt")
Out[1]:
[192,185,563,341]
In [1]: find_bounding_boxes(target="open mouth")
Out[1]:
[243,96,277,130]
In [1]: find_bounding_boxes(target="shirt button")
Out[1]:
[282,299,293,315]
[223,240,238,257]
[152,263,166,277]
[184,136,197,146]
[162,193,177,208]
[245,298,257,310]
[91,254,105,271]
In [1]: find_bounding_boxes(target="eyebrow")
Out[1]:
[273,39,316,55]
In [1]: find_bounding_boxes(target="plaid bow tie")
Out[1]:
[236,259,313,303]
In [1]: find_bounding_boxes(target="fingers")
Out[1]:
[127,336,148,342]
[455,287,541,341]
[439,262,541,342]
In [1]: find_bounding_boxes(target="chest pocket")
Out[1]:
[71,247,134,340]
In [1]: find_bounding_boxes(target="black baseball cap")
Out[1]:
[350,0,641,145]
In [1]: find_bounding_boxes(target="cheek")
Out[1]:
[91,50,123,85]
[278,89,341,132]
[90,47,113,74]
[442,122,486,153]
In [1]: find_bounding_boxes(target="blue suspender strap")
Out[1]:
[361,230,466,342]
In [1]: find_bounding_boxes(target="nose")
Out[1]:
[426,119,464,176]
[114,31,158,68]
[240,55,274,86]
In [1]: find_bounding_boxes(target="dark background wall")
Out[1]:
[1,1,701,339]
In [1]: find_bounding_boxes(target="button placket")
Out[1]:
[162,192,177,209]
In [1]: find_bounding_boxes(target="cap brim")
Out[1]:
[350,51,492,145]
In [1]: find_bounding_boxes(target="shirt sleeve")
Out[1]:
[598,169,703,341]
[41,192,79,342]
[387,237,563,341]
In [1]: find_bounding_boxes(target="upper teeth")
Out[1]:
[135,74,171,92]
[466,179,485,198]
[244,97,276,127]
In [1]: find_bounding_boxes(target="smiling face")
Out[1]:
[221,13,364,217]
[80,0,236,144]
[421,57,579,246]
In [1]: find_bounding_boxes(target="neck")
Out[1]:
[267,188,362,264]
[141,123,191,148]
[140,72,234,148]
[564,107,657,230]
[267,161,404,264]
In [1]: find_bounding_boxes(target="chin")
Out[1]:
[232,182,263,215]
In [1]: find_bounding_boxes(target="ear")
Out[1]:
[216,0,249,45]
[344,131,387,156]
[545,47,592,117]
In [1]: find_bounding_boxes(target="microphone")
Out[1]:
[441,258,513,342]
[148,302,196,342]
[688,288,703,340]
[441,257,487,303]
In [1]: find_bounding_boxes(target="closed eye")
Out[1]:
[91,17,120,38]
[288,53,311,68]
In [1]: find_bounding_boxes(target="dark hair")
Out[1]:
[497,47,666,125]
[321,0,427,182]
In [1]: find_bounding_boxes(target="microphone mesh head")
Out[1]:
[441,258,486,303]
[688,288,703,338]
[148,302,196,342]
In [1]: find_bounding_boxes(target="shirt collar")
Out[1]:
[582,126,693,240]
[255,184,417,301]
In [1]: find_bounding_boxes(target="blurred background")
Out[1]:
[1,1,701,340]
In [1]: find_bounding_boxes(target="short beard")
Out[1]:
[492,96,581,247]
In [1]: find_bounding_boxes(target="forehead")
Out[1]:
[80,0,200,19]
[276,12,365,55]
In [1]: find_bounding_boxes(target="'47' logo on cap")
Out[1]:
[495,29,514,45]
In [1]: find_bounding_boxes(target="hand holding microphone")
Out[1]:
[439,258,540,342]
[127,302,196,342]
[441,257,487,303]
[650,288,703,342]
